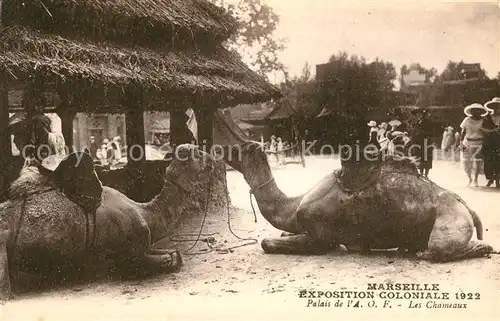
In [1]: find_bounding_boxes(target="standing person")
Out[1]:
[481,108,500,187]
[110,138,120,164]
[277,137,285,166]
[441,126,449,151]
[411,109,434,178]
[100,139,110,165]
[453,130,461,162]
[441,126,454,159]
[111,136,122,163]
[270,135,278,164]
[377,122,389,151]
[459,103,490,187]
[446,126,455,149]
[89,136,99,160]
[367,120,380,150]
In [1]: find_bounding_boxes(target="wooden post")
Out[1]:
[0,74,10,199]
[196,107,214,152]
[124,85,145,201]
[56,87,76,152]
[169,109,183,148]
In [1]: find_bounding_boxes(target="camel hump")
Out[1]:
[51,152,103,212]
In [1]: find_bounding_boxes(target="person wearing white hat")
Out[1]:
[377,122,389,151]
[485,97,500,110]
[111,136,122,163]
[98,139,110,165]
[441,126,455,158]
[481,106,500,187]
[367,121,380,149]
[89,136,99,160]
[485,97,500,122]
[459,103,490,186]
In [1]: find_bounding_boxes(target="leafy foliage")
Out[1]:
[316,51,397,143]
[277,62,316,117]
[211,0,286,78]
[435,60,488,82]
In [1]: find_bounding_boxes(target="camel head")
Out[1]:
[220,141,269,179]
[164,144,214,191]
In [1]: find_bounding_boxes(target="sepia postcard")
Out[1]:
[0,0,498,320]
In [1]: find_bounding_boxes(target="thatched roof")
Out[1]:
[0,0,281,111]
[2,0,238,48]
[0,26,281,111]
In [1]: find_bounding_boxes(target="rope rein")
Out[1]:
[170,163,259,255]
[248,176,274,221]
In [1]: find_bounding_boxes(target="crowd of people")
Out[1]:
[458,98,500,187]
[367,97,500,187]
[86,136,123,166]
[367,120,419,172]
[264,134,289,166]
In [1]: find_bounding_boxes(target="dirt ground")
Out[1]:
[3,156,500,321]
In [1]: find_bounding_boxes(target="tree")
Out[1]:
[435,60,488,82]
[317,52,398,143]
[399,63,437,88]
[278,62,315,117]
[211,0,286,79]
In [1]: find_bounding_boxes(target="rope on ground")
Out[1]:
[169,166,258,255]
[217,167,258,254]
[170,173,214,255]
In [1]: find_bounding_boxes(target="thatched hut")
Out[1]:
[0,0,281,201]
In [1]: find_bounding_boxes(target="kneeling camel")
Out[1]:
[0,144,213,300]
[222,142,493,262]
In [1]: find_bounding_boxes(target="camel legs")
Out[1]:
[142,249,182,272]
[120,248,182,278]
[261,234,330,255]
[0,230,12,301]
[417,214,493,262]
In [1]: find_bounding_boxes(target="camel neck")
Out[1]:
[246,167,302,233]
[141,180,187,243]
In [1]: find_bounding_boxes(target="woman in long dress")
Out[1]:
[377,122,389,152]
[411,110,434,178]
[441,126,454,159]
[269,135,278,164]
[482,97,500,187]
[367,120,380,149]
[459,103,490,187]
[481,114,500,187]
[277,137,285,166]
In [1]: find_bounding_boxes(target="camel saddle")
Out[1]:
[336,153,419,193]
[40,152,103,212]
